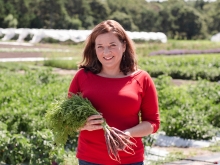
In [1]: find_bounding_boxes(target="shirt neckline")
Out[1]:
[92,69,142,79]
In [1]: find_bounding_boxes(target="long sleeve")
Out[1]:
[138,72,160,133]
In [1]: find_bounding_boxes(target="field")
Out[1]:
[0,40,220,165]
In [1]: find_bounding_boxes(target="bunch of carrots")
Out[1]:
[45,93,136,162]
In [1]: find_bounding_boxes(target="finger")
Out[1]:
[89,119,103,125]
[87,115,103,121]
[88,125,103,131]
[81,123,103,131]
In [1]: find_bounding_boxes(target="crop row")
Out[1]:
[139,54,220,82]
[149,49,220,56]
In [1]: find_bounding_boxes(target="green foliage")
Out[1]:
[60,150,78,165]
[45,93,99,146]
[154,75,220,140]
[163,106,217,140]
[0,0,5,24]
[203,0,220,35]
[108,11,138,31]
[44,59,79,70]
[89,0,110,26]
[204,141,220,152]
[0,129,67,165]
[1,0,220,39]
[29,130,57,165]
[0,62,33,72]
[0,64,76,164]
[0,109,34,134]
[3,14,18,28]
[137,5,162,32]
[0,131,30,165]
[67,18,82,29]
[164,1,207,39]
[139,54,220,82]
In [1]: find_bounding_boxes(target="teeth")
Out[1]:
[104,56,113,60]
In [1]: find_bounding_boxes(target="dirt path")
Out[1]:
[0,52,43,58]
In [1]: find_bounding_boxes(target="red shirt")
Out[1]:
[68,69,160,165]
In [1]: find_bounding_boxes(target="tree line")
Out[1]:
[0,0,220,40]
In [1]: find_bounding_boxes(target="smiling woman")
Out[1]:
[95,32,126,78]
[80,20,137,76]
[68,20,160,165]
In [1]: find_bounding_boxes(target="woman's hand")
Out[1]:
[80,115,103,131]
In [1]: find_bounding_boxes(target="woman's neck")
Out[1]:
[98,68,124,78]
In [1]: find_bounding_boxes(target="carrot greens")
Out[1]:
[45,93,136,163]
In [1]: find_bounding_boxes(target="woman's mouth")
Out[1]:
[103,56,114,60]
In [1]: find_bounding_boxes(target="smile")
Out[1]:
[103,56,114,60]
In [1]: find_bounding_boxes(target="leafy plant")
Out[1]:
[0,131,30,165]
[139,54,220,81]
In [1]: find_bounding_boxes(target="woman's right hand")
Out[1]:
[80,115,103,131]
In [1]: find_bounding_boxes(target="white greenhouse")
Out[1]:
[0,28,167,43]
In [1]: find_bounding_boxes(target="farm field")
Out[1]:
[0,40,220,165]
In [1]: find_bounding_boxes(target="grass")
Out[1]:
[135,39,220,57]
[61,151,78,165]
[147,152,185,165]
[204,141,220,152]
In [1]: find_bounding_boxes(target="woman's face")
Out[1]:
[95,32,126,71]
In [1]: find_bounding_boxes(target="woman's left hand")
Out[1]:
[80,115,104,131]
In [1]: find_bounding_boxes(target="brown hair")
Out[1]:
[79,20,137,75]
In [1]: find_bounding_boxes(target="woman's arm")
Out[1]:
[123,121,153,137]
[139,72,160,135]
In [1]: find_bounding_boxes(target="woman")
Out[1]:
[68,20,160,165]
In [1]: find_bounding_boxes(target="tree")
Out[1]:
[193,0,208,11]
[64,0,93,29]
[138,6,162,32]
[29,0,82,29]
[166,1,207,39]
[3,14,18,28]
[0,0,5,27]
[203,0,220,35]
[13,0,35,28]
[157,6,172,35]
[108,11,138,31]
[1,0,17,28]
[107,0,145,31]
[89,0,110,25]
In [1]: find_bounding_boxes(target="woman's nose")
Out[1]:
[103,47,110,55]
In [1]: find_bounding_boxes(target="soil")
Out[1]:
[0,52,43,58]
